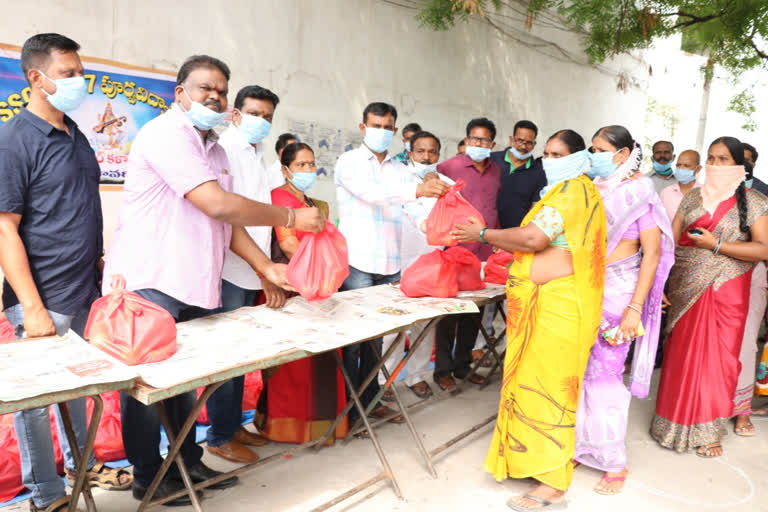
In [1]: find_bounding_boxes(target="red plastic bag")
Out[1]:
[85,275,177,365]
[86,391,125,461]
[287,222,350,301]
[425,180,485,247]
[401,249,458,298]
[196,371,264,425]
[484,250,516,284]
[0,313,14,342]
[444,247,485,291]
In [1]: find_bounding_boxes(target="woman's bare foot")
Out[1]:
[507,483,565,510]
[594,468,628,495]
[735,415,756,436]
[696,442,723,458]
[752,407,768,417]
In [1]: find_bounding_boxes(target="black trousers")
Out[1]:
[434,310,483,379]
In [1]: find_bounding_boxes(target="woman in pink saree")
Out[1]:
[574,126,674,495]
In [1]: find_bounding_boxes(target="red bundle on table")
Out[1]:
[425,180,485,247]
[400,249,459,298]
[444,246,485,291]
[484,250,516,284]
[286,222,350,302]
[85,275,177,365]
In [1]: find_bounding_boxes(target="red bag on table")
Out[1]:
[86,391,125,462]
[401,249,458,298]
[444,246,485,291]
[425,180,485,247]
[85,275,177,365]
[287,222,350,302]
[0,313,14,342]
[484,250,516,284]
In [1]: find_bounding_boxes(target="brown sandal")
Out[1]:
[65,461,132,490]
[29,495,72,512]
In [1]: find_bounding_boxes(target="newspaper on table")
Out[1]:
[456,283,506,300]
[134,285,479,389]
[0,331,137,404]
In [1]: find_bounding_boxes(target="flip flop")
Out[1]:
[696,444,723,458]
[751,407,768,417]
[594,474,627,495]
[507,494,567,511]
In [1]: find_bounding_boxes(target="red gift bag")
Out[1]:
[401,249,458,298]
[85,275,177,365]
[425,180,485,247]
[0,313,14,342]
[444,246,485,291]
[287,222,350,301]
[484,250,516,284]
[86,391,125,462]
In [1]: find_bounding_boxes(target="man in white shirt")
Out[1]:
[266,132,296,188]
[379,131,453,399]
[335,102,450,424]
[206,85,287,464]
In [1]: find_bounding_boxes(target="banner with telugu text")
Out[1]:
[0,44,176,184]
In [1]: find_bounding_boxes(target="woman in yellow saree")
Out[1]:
[454,129,606,510]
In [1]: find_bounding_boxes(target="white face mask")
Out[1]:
[412,161,437,179]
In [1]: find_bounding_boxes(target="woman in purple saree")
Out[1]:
[574,126,674,495]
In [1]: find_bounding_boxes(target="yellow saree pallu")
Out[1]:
[484,175,607,491]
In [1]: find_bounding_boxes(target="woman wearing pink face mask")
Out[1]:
[651,137,768,458]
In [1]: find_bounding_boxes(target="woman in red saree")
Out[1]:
[262,142,348,444]
[651,137,768,457]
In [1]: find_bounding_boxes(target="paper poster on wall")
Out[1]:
[0,43,176,184]
[286,118,360,179]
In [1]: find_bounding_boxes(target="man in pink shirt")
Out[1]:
[103,55,323,506]
[659,149,701,221]
[433,118,501,391]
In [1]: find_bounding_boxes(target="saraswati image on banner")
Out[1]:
[0,43,176,184]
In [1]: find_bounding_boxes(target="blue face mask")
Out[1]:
[404,141,412,152]
[238,112,272,144]
[466,145,491,162]
[673,167,696,184]
[182,87,226,130]
[509,146,533,160]
[746,178,754,189]
[39,71,87,113]
[653,160,674,176]
[587,151,619,179]
[287,168,317,191]
[412,161,437,179]
[540,150,590,198]
[364,127,394,153]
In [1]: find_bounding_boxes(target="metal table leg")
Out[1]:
[59,398,102,512]
[458,302,505,391]
[138,382,224,511]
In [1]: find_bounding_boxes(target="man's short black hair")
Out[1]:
[652,140,675,153]
[513,120,538,137]
[402,123,422,135]
[20,33,80,81]
[457,139,466,148]
[176,55,231,86]
[410,131,441,151]
[744,142,759,163]
[234,85,280,111]
[362,102,398,124]
[466,117,496,140]
[275,133,297,155]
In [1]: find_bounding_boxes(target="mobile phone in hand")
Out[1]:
[688,228,703,236]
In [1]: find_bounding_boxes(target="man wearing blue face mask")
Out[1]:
[659,149,701,221]
[207,85,287,464]
[650,140,676,194]
[335,102,450,426]
[392,122,422,165]
[492,120,547,230]
[0,33,133,511]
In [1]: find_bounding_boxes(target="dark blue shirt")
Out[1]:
[491,148,547,228]
[0,108,103,315]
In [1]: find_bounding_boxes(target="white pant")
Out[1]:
[473,302,507,353]
[379,320,435,387]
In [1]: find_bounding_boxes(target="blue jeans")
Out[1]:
[4,304,95,508]
[340,267,400,421]
[120,289,211,487]
[205,280,258,446]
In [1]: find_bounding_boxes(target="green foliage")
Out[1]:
[416,0,502,30]
[727,90,758,132]
[643,98,682,153]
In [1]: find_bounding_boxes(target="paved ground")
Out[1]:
[6,370,768,512]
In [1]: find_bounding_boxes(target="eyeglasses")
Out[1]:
[292,161,317,170]
[513,137,535,148]
[468,136,493,147]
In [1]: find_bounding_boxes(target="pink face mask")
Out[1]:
[700,164,745,214]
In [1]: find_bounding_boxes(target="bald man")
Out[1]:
[659,149,701,221]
